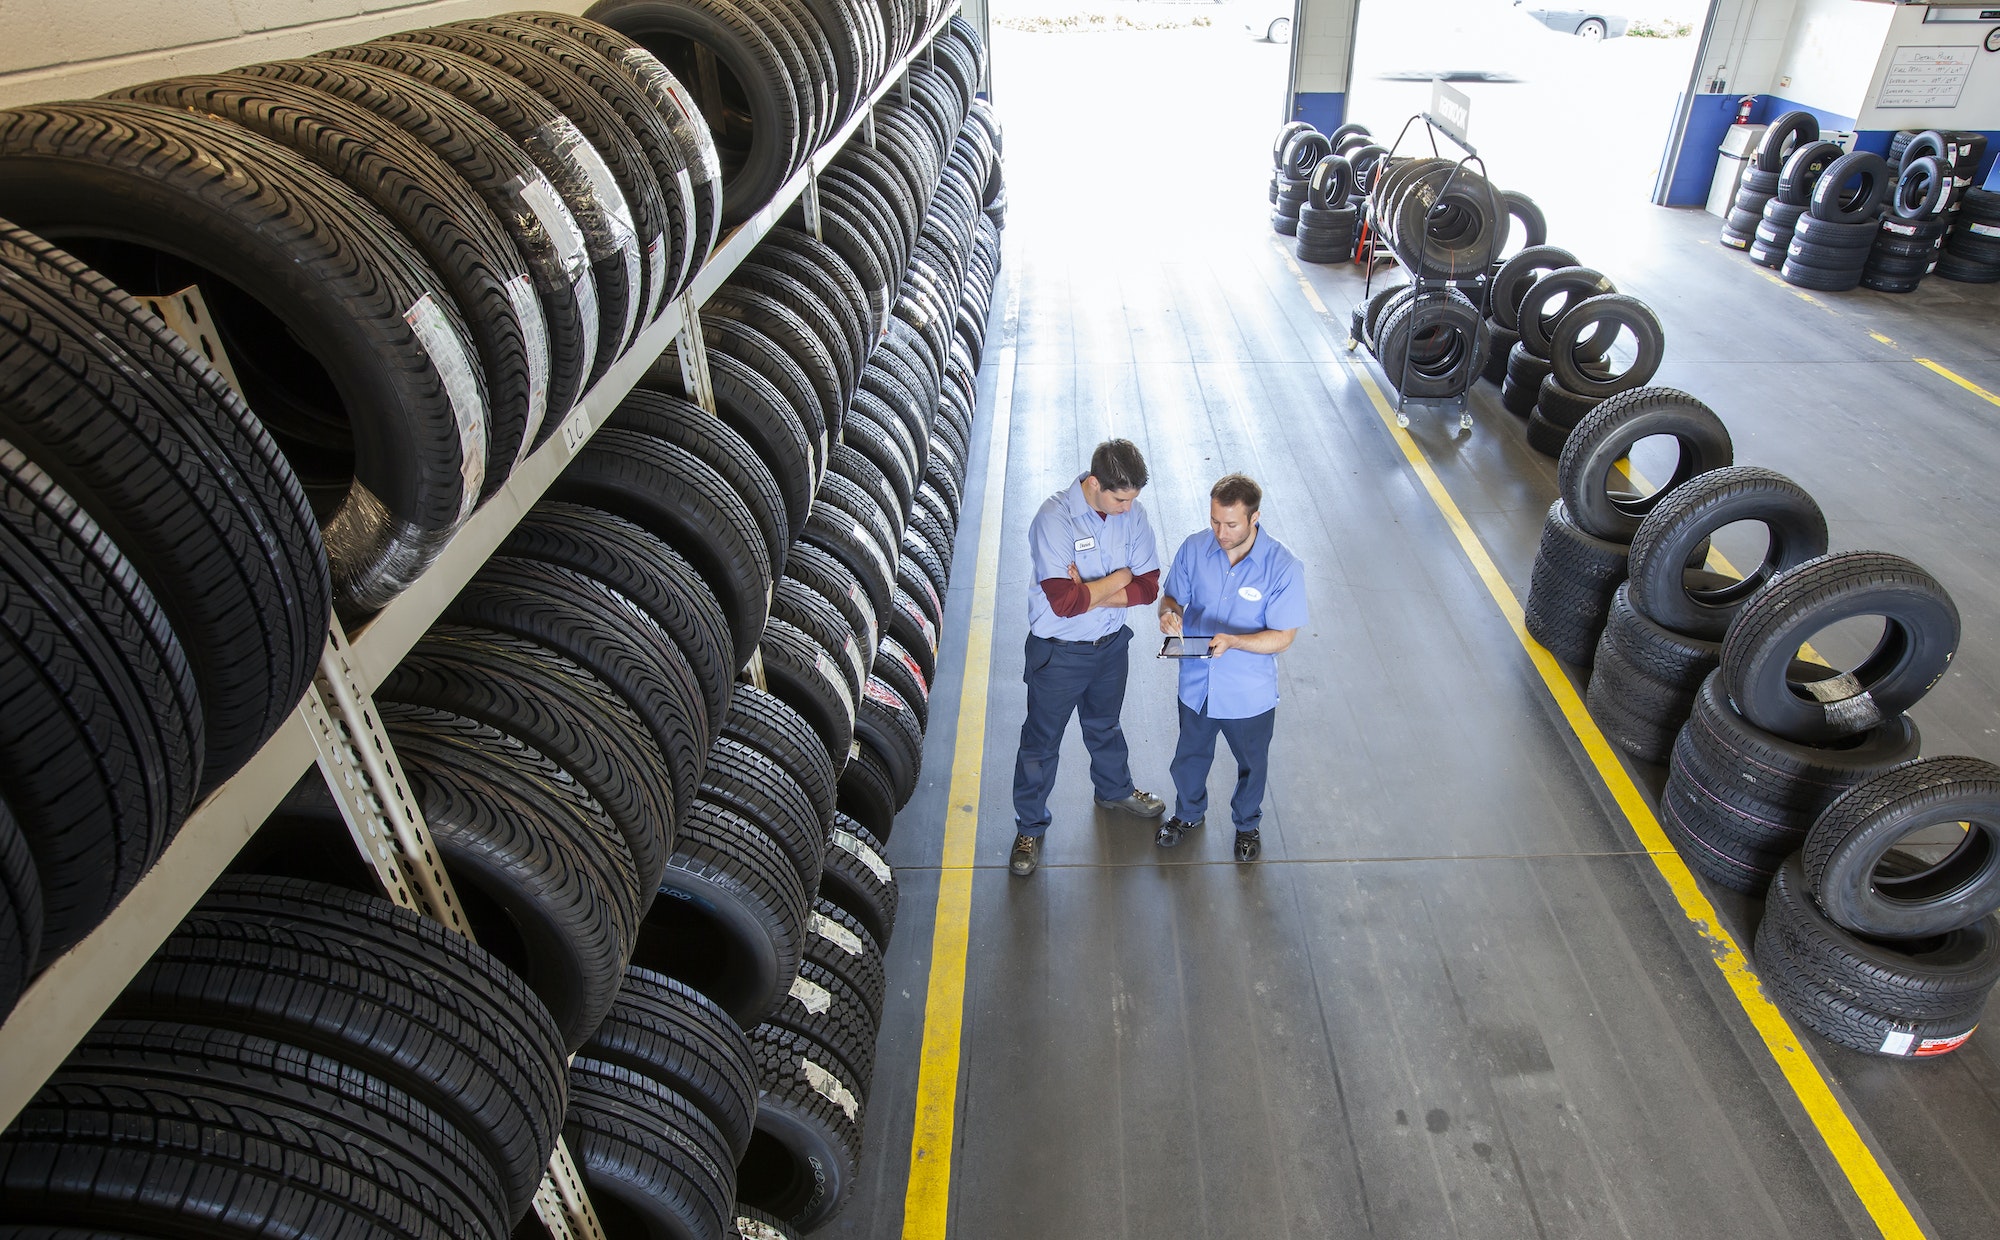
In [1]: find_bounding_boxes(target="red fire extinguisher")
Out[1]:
[1734,96,1756,125]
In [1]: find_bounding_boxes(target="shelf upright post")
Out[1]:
[676,296,719,416]
[801,164,825,241]
[862,108,876,148]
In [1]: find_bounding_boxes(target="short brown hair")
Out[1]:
[1089,439,1149,493]
[1211,473,1262,513]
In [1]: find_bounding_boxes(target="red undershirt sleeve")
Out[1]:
[1125,568,1160,606]
[1041,577,1092,618]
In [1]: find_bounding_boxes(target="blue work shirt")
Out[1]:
[1162,526,1308,718]
[1027,475,1159,641]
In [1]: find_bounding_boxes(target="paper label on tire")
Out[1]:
[842,634,867,691]
[831,829,892,883]
[403,292,487,521]
[902,598,938,654]
[1882,220,1917,236]
[800,1056,858,1121]
[863,677,904,712]
[1971,222,2000,238]
[789,975,832,1015]
[620,48,723,183]
[816,650,855,724]
[849,582,877,643]
[502,274,551,460]
[810,910,864,956]
[1915,1028,1974,1056]
[738,1220,786,1240]
[895,649,929,700]
[854,520,893,589]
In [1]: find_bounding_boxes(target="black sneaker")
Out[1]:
[1234,830,1262,864]
[1155,816,1203,848]
[1009,834,1043,877]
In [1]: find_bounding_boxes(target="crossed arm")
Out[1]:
[1042,564,1159,616]
[1157,593,1298,654]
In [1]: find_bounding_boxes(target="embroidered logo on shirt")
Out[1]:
[1074,537,1097,552]
[1238,585,1264,601]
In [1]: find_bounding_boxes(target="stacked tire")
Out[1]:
[1755,758,2000,1059]
[1888,128,1986,219]
[1526,388,1730,667]
[1271,128,1327,236]
[1487,244,1574,396]
[1662,551,1957,898]
[1864,152,1954,292]
[1722,111,1817,251]
[0,224,332,1016]
[1,7,998,1237]
[1782,150,1891,293]
[1938,186,2000,284]
[1589,463,1825,764]
[1748,140,1838,269]
[1296,153,1358,264]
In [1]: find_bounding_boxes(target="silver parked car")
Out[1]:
[1516,3,1628,40]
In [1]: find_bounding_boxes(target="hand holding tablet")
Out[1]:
[1158,635,1214,659]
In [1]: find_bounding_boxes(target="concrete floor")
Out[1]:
[828,25,2000,1239]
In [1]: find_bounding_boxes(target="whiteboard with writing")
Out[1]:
[1875,45,1978,109]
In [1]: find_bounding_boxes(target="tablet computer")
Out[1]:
[1157,635,1213,659]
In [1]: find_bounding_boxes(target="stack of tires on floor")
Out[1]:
[0,4,1004,1238]
[1938,186,2000,284]
[1267,119,1375,264]
[1488,252,1666,458]
[1720,111,1816,252]
[1746,138,1839,270]
[1780,147,1894,293]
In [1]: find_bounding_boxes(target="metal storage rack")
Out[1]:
[0,8,965,1231]
[1352,111,1493,431]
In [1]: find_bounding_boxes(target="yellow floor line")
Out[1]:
[1915,357,2000,408]
[901,279,1018,1239]
[1279,253,1925,1239]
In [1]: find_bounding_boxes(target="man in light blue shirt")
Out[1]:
[1009,439,1167,877]
[1155,473,1308,863]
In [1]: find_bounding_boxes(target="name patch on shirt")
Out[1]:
[1238,585,1264,601]
[1074,537,1097,552]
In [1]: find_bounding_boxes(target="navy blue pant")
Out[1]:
[1169,701,1276,833]
[1012,627,1135,837]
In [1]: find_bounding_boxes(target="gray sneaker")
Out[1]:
[1095,788,1166,818]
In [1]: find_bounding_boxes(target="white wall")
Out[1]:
[1695,0,1801,97]
[1855,4,2000,135]
[1768,0,1892,118]
[0,0,590,108]
[1292,0,1355,95]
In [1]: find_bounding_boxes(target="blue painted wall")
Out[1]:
[1291,91,1346,135]
[1664,94,1861,207]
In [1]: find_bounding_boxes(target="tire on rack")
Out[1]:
[1623,466,1828,639]
[1524,499,1627,667]
[563,1057,735,1240]
[609,390,790,582]
[1719,551,1959,744]
[114,75,539,502]
[821,814,897,948]
[231,56,597,433]
[723,684,839,835]
[1373,289,1488,399]
[510,11,726,275]
[774,575,868,709]
[382,704,641,1053]
[501,502,734,749]
[788,540,880,670]
[873,634,932,732]
[701,735,830,891]
[1,212,328,791]
[547,420,773,670]
[703,285,845,464]
[635,797,811,1028]
[1802,756,2000,939]
[376,24,675,337]
[114,875,568,1224]
[837,732,900,840]
[738,1023,865,1231]
[760,614,857,763]
[1556,387,1732,542]
[445,554,708,833]
[0,1019,509,1240]
[0,448,196,963]
[380,624,678,894]
[807,474,901,624]
[582,966,758,1163]
[806,895,886,1021]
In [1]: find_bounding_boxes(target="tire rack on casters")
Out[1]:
[0,6,967,1237]
[1349,112,1493,431]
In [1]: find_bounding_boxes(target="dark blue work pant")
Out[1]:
[1012,627,1135,837]
[1169,701,1276,833]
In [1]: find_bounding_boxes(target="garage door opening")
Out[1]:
[1343,1,1711,227]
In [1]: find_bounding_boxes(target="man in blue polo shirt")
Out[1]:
[1155,473,1308,863]
[1010,439,1166,877]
